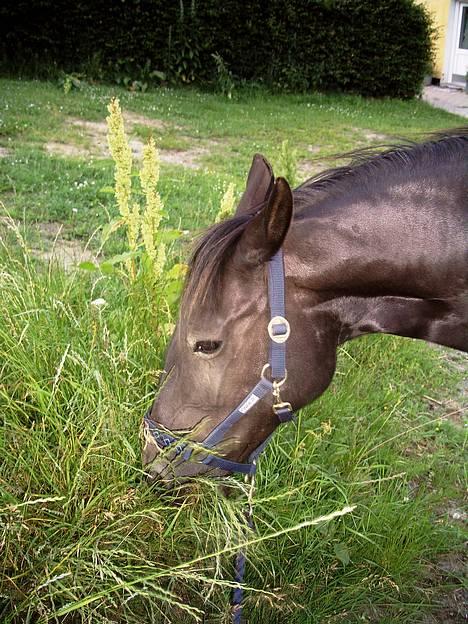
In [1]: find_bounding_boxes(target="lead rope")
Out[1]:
[230,374,293,622]
[232,462,256,624]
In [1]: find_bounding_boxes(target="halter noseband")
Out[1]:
[143,249,294,476]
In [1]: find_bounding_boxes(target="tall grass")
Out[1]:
[0,81,466,623]
[0,217,465,623]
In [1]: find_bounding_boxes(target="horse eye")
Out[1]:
[194,340,222,354]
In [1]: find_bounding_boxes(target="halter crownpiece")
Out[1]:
[143,248,294,477]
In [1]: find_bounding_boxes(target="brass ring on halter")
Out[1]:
[261,363,287,386]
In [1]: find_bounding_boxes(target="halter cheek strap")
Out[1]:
[143,249,294,476]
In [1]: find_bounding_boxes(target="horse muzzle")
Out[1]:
[141,420,224,487]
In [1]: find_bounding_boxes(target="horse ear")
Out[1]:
[235,154,275,216]
[235,177,293,267]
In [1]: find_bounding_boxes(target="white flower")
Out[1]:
[91,298,107,307]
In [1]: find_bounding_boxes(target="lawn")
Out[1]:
[0,79,466,624]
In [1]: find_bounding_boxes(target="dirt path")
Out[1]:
[45,113,219,169]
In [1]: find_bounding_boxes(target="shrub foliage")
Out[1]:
[1,0,433,97]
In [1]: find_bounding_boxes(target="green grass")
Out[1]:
[0,79,466,623]
[0,78,465,237]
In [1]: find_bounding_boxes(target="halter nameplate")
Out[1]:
[238,393,261,414]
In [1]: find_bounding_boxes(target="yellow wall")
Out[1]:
[420,0,452,78]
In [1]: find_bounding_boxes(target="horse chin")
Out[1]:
[145,455,229,489]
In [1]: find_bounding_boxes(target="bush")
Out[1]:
[0,0,433,98]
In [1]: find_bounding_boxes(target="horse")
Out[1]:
[142,129,468,486]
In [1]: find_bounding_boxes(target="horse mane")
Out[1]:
[183,127,468,310]
[295,126,468,200]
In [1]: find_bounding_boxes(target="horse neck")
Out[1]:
[284,188,467,352]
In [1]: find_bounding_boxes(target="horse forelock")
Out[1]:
[182,212,257,313]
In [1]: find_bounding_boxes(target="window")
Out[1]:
[459,6,468,49]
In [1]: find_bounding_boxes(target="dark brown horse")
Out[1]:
[142,129,468,485]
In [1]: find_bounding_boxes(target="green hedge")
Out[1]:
[0,0,433,98]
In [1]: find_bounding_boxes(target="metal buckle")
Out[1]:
[273,401,293,415]
[261,363,287,386]
[267,315,290,344]
[271,377,292,417]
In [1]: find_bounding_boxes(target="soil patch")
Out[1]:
[45,141,89,158]
[425,347,467,428]
[361,129,391,142]
[123,112,168,130]
[0,147,11,158]
[34,239,97,269]
[298,160,329,180]
[33,222,98,270]
[421,551,468,623]
[158,146,208,168]
[45,115,212,169]
[421,347,467,623]
[349,127,392,144]
[0,218,97,270]
[127,137,209,168]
